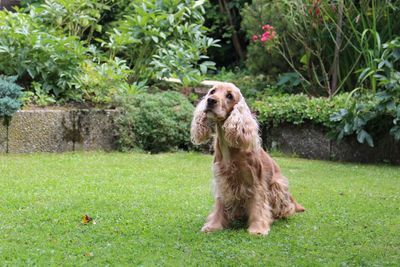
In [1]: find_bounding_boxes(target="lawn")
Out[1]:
[0,152,399,266]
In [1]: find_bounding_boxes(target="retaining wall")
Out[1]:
[1,109,399,164]
[262,122,400,164]
[0,109,118,154]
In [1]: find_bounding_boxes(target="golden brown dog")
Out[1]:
[191,82,304,235]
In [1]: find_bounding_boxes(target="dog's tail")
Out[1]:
[290,196,305,213]
[269,177,305,218]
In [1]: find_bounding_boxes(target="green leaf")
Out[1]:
[151,36,159,43]
[199,63,207,74]
[357,130,374,147]
[300,52,310,65]
[390,126,400,141]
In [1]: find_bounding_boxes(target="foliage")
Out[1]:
[252,93,352,129]
[100,0,219,85]
[0,75,23,122]
[207,68,276,99]
[0,10,88,100]
[22,82,57,107]
[344,1,400,93]
[241,0,302,78]
[330,37,400,146]
[72,57,136,104]
[115,91,194,152]
[0,0,217,105]
[27,0,110,43]
[203,0,249,67]
[242,0,400,97]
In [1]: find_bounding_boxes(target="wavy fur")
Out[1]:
[222,92,260,149]
[191,83,304,235]
[190,97,212,145]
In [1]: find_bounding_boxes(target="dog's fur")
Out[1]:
[190,82,304,235]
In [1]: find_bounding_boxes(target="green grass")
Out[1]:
[0,152,399,266]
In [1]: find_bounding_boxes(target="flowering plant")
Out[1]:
[252,24,277,44]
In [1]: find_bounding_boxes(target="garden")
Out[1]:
[0,0,399,265]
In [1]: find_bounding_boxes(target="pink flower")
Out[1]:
[262,31,270,38]
[260,36,267,42]
[253,24,277,43]
[262,24,273,31]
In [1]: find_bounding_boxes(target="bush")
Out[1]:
[0,75,22,124]
[27,0,108,43]
[1,0,218,105]
[71,58,136,104]
[203,0,248,67]
[207,68,276,99]
[243,0,400,97]
[0,10,88,100]
[241,0,301,77]
[252,93,352,129]
[115,91,194,153]
[330,37,400,147]
[100,0,218,85]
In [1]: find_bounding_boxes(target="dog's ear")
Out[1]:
[190,96,212,145]
[222,94,259,149]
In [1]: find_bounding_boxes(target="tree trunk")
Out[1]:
[0,0,21,11]
[218,0,246,62]
[330,0,344,97]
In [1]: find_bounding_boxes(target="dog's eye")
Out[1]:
[209,89,216,95]
[226,93,233,100]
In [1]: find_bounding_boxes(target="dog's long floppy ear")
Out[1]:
[190,97,212,145]
[222,94,260,149]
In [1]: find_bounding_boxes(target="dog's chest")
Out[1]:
[213,161,255,202]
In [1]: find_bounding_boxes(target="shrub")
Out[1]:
[72,57,135,104]
[100,0,219,85]
[252,93,352,129]
[115,91,194,153]
[330,37,400,146]
[243,0,400,97]
[0,75,23,128]
[203,0,248,67]
[207,68,277,99]
[241,0,301,77]
[0,10,87,100]
[1,1,218,105]
[0,7,135,105]
[27,0,108,43]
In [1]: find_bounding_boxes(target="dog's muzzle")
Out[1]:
[206,98,217,111]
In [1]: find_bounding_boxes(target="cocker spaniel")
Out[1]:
[191,82,304,235]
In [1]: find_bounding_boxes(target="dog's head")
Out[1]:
[190,83,259,149]
[203,82,242,122]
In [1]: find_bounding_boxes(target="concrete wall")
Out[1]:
[1,109,399,164]
[1,109,118,154]
[0,119,7,153]
[263,122,400,164]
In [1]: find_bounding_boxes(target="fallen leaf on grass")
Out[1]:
[84,252,94,257]
[82,214,96,225]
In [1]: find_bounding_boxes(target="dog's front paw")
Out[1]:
[201,222,224,233]
[248,225,270,236]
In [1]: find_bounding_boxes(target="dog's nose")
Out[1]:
[207,98,217,106]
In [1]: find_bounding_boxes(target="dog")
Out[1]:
[190,82,304,235]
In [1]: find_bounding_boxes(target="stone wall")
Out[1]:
[263,122,400,164]
[1,109,399,164]
[0,109,118,154]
